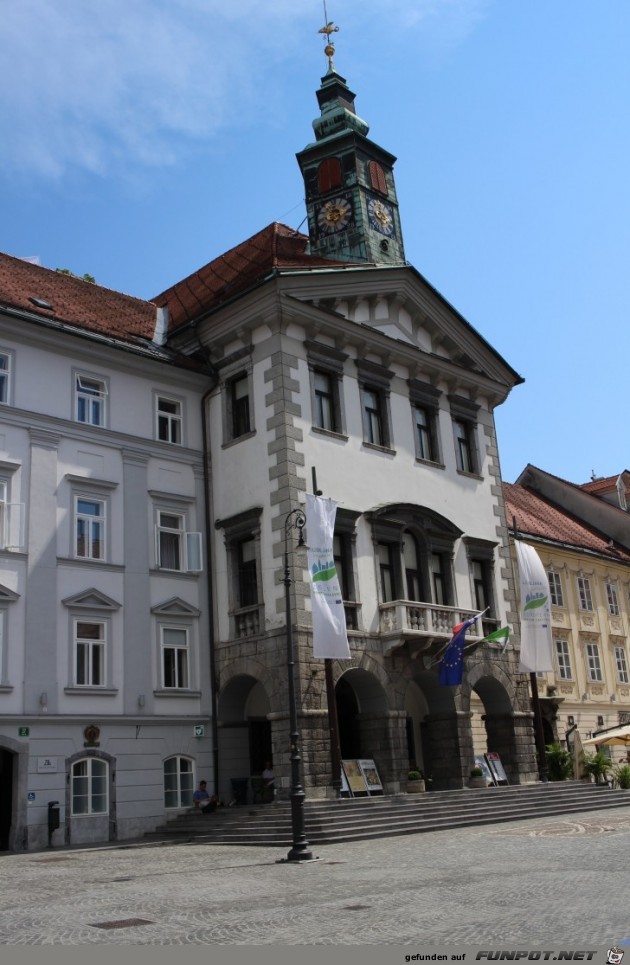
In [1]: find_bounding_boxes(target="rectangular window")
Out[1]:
[314,371,336,432]
[156,397,182,445]
[0,478,23,552]
[75,375,106,426]
[577,577,593,611]
[362,387,385,447]
[606,582,619,616]
[75,621,105,686]
[615,646,629,684]
[554,638,572,680]
[453,419,474,473]
[413,406,436,462]
[548,571,564,607]
[585,642,603,682]
[432,553,446,606]
[161,627,189,689]
[155,511,202,572]
[0,353,11,404]
[75,497,105,560]
[230,375,251,438]
[157,512,184,570]
[378,542,397,602]
[72,758,108,815]
[237,537,258,607]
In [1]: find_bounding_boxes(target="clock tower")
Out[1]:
[296,23,406,266]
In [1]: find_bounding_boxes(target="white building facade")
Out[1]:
[0,262,213,850]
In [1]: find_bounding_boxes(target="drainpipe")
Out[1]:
[200,377,220,797]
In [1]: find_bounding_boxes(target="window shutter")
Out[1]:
[318,158,342,193]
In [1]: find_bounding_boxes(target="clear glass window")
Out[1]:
[314,371,335,432]
[555,638,572,680]
[163,756,194,808]
[158,512,184,570]
[162,626,189,688]
[615,646,629,684]
[454,419,474,473]
[75,497,105,560]
[157,397,182,445]
[362,387,384,446]
[548,571,564,607]
[586,642,603,682]
[75,621,105,686]
[231,375,250,438]
[577,577,593,611]
[72,758,108,815]
[606,582,619,616]
[76,376,106,426]
[0,353,11,404]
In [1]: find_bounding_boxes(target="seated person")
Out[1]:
[192,780,219,813]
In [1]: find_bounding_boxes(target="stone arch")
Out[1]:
[403,669,463,789]
[216,667,275,802]
[463,659,527,784]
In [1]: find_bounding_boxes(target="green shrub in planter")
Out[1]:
[582,751,610,784]
[470,766,483,778]
[545,742,573,781]
[612,763,630,789]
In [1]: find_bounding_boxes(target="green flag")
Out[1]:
[482,626,510,652]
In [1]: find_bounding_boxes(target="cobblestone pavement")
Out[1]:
[0,806,629,946]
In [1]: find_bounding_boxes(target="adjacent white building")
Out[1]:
[0,258,213,849]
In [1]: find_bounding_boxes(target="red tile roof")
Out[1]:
[503,482,630,562]
[154,222,356,333]
[580,473,630,495]
[0,251,156,344]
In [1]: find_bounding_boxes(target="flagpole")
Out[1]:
[512,516,548,783]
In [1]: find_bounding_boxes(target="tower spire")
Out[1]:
[318,2,339,73]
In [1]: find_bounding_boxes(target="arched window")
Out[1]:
[403,535,422,601]
[368,161,388,196]
[318,158,342,193]
[71,758,108,815]
[164,756,194,809]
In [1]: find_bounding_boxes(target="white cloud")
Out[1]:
[0,0,491,181]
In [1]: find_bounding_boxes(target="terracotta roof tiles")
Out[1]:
[503,482,630,562]
[0,251,156,344]
[153,222,356,332]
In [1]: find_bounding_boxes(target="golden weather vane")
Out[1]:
[318,0,339,71]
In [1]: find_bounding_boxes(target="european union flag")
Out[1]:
[438,615,480,686]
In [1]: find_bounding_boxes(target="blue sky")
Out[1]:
[1,0,628,485]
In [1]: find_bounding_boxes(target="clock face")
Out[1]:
[367,196,395,237]
[316,196,353,235]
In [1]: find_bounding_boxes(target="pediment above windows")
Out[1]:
[0,583,19,602]
[62,588,121,610]
[151,596,201,617]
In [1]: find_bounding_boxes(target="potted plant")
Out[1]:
[545,742,573,781]
[407,770,426,793]
[612,763,630,789]
[468,766,486,789]
[583,751,611,785]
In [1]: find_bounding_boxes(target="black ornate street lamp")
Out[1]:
[280,506,314,862]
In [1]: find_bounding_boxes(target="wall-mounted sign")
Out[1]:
[194,724,204,738]
[27,792,35,803]
[18,726,29,737]
[37,757,58,773]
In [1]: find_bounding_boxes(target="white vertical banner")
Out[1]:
[304,494,351,660]
[514,540,553,673]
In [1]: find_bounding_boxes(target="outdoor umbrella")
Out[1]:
[582,724,630,747]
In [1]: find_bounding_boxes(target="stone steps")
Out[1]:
[144,782,630,847]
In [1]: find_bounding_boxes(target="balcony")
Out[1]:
[378,600,497,657]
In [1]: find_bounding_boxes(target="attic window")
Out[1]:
[29,296,53,310]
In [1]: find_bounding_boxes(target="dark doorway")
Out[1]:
[0,750,14,850]
[336,677,362,759]
[248,719,272,773]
